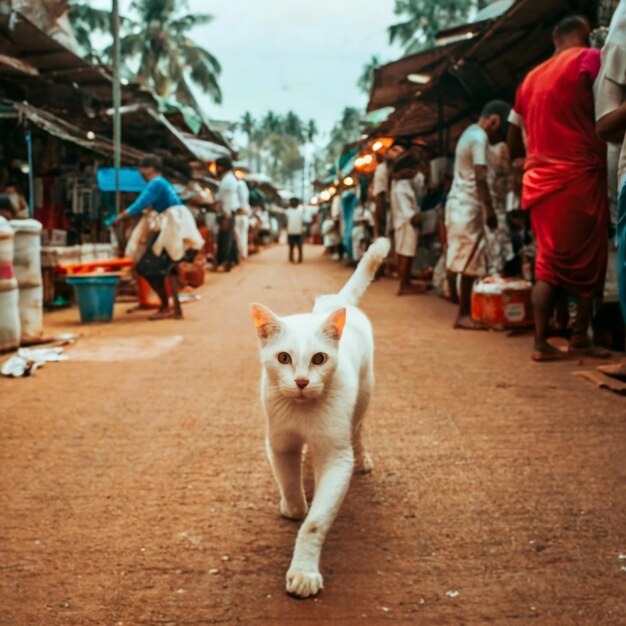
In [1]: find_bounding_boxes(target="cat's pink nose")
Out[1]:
[295,379,309,389]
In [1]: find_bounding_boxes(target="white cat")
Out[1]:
[250,237,390,598]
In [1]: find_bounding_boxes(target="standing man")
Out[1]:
[113,154,203,320]
[445,100,508,329]
[508,16,609,361]
[372,153,389,238]
[286,197,305,263]
[214,157,239,271]
[390,153,425,295]
[235,175,251,260]
[595,0,626,379]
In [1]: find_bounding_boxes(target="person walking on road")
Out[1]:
[112,154,203,320]
[286,197,305,263]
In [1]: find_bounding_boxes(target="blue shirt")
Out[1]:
[126,176,182,218]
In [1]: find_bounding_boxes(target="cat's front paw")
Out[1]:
[357,451,374,474]
[286,568,324,598]
[280,498,308,521]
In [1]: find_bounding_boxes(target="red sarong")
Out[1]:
[515,47,609,296]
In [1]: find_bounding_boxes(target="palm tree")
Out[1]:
[389,0,481,54]
[357,55,382,95]
[68,0,222,106]
[283,111,304,142]
[239,112,257,169]
[326,107,362,163]
[260,111,283,135]
[306,119,318,144]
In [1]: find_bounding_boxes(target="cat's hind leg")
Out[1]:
[266,439,308,521]
[286,447,354,598]
[353,369,374,473]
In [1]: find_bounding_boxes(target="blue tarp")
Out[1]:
[97,168,146,193]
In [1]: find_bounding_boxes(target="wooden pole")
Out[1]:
[112,0,121,217]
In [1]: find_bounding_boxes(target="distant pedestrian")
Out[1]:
[286,197,304,263]
[390,153,426,295]
[214,157,239,271]
[235,176,251,260]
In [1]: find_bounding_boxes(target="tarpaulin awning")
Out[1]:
[97,168,147,192]
[180,134,234,162]
[7,99,146,163]
[370,0,598,144]
[0,12,112,98]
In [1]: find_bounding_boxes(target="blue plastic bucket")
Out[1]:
[67,275,120,323]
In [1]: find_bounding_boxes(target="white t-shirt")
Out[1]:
[373,162,389,196]
[446,124,489,209]
[595,0,626,192]
[237,179,250,213]
[390,179,419,230]
[286,207,304,235]
[217,171,239,216]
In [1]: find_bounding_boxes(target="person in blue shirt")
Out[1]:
[113,154,190,320]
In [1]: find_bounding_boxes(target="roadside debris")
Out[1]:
[2,347,68,377]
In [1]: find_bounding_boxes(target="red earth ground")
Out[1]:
[1,244,625,625]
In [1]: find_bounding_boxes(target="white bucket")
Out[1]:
[0,216,15,272]
[10,219,43,287]
[18,284,44,342]
[10,219,44,341]
[0,285,20,351]
[0,218,19,350]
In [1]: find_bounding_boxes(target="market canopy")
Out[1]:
[369,0,598,145]
[180,134,234,162]
[9,99,146,163]
[0,11,112,98]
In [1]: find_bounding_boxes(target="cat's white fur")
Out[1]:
[251,237,390,598]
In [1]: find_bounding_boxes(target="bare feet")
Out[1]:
[397,281,428,296]
[454,316,488,330]
[148,308,182,321]
[597,362,626,381]
[567,342,612,359]
[532,343,567,362]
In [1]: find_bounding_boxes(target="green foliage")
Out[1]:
[326,107,362,163]
[388,0,494,54]
[237,111,316,188]
[357,55,382,95]
[67,0,222,108]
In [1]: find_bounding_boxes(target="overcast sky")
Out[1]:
[100,0,404,141]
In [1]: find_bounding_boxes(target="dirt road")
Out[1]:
[1,244,624,625]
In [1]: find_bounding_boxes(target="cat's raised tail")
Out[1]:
[338,237,391,306]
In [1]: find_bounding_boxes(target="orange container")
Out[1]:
[56,258,133,275]
[471,279,533,329]
[137,275,172,308]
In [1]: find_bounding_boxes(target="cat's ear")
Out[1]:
[251,303,282,340]
[322,308,346,341]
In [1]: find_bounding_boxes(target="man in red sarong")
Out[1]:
[508,15,609,361]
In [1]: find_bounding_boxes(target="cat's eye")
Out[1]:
[277,352,292,364]
[311,353,327,366]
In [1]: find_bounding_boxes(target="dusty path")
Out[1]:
[1,244,625,626]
